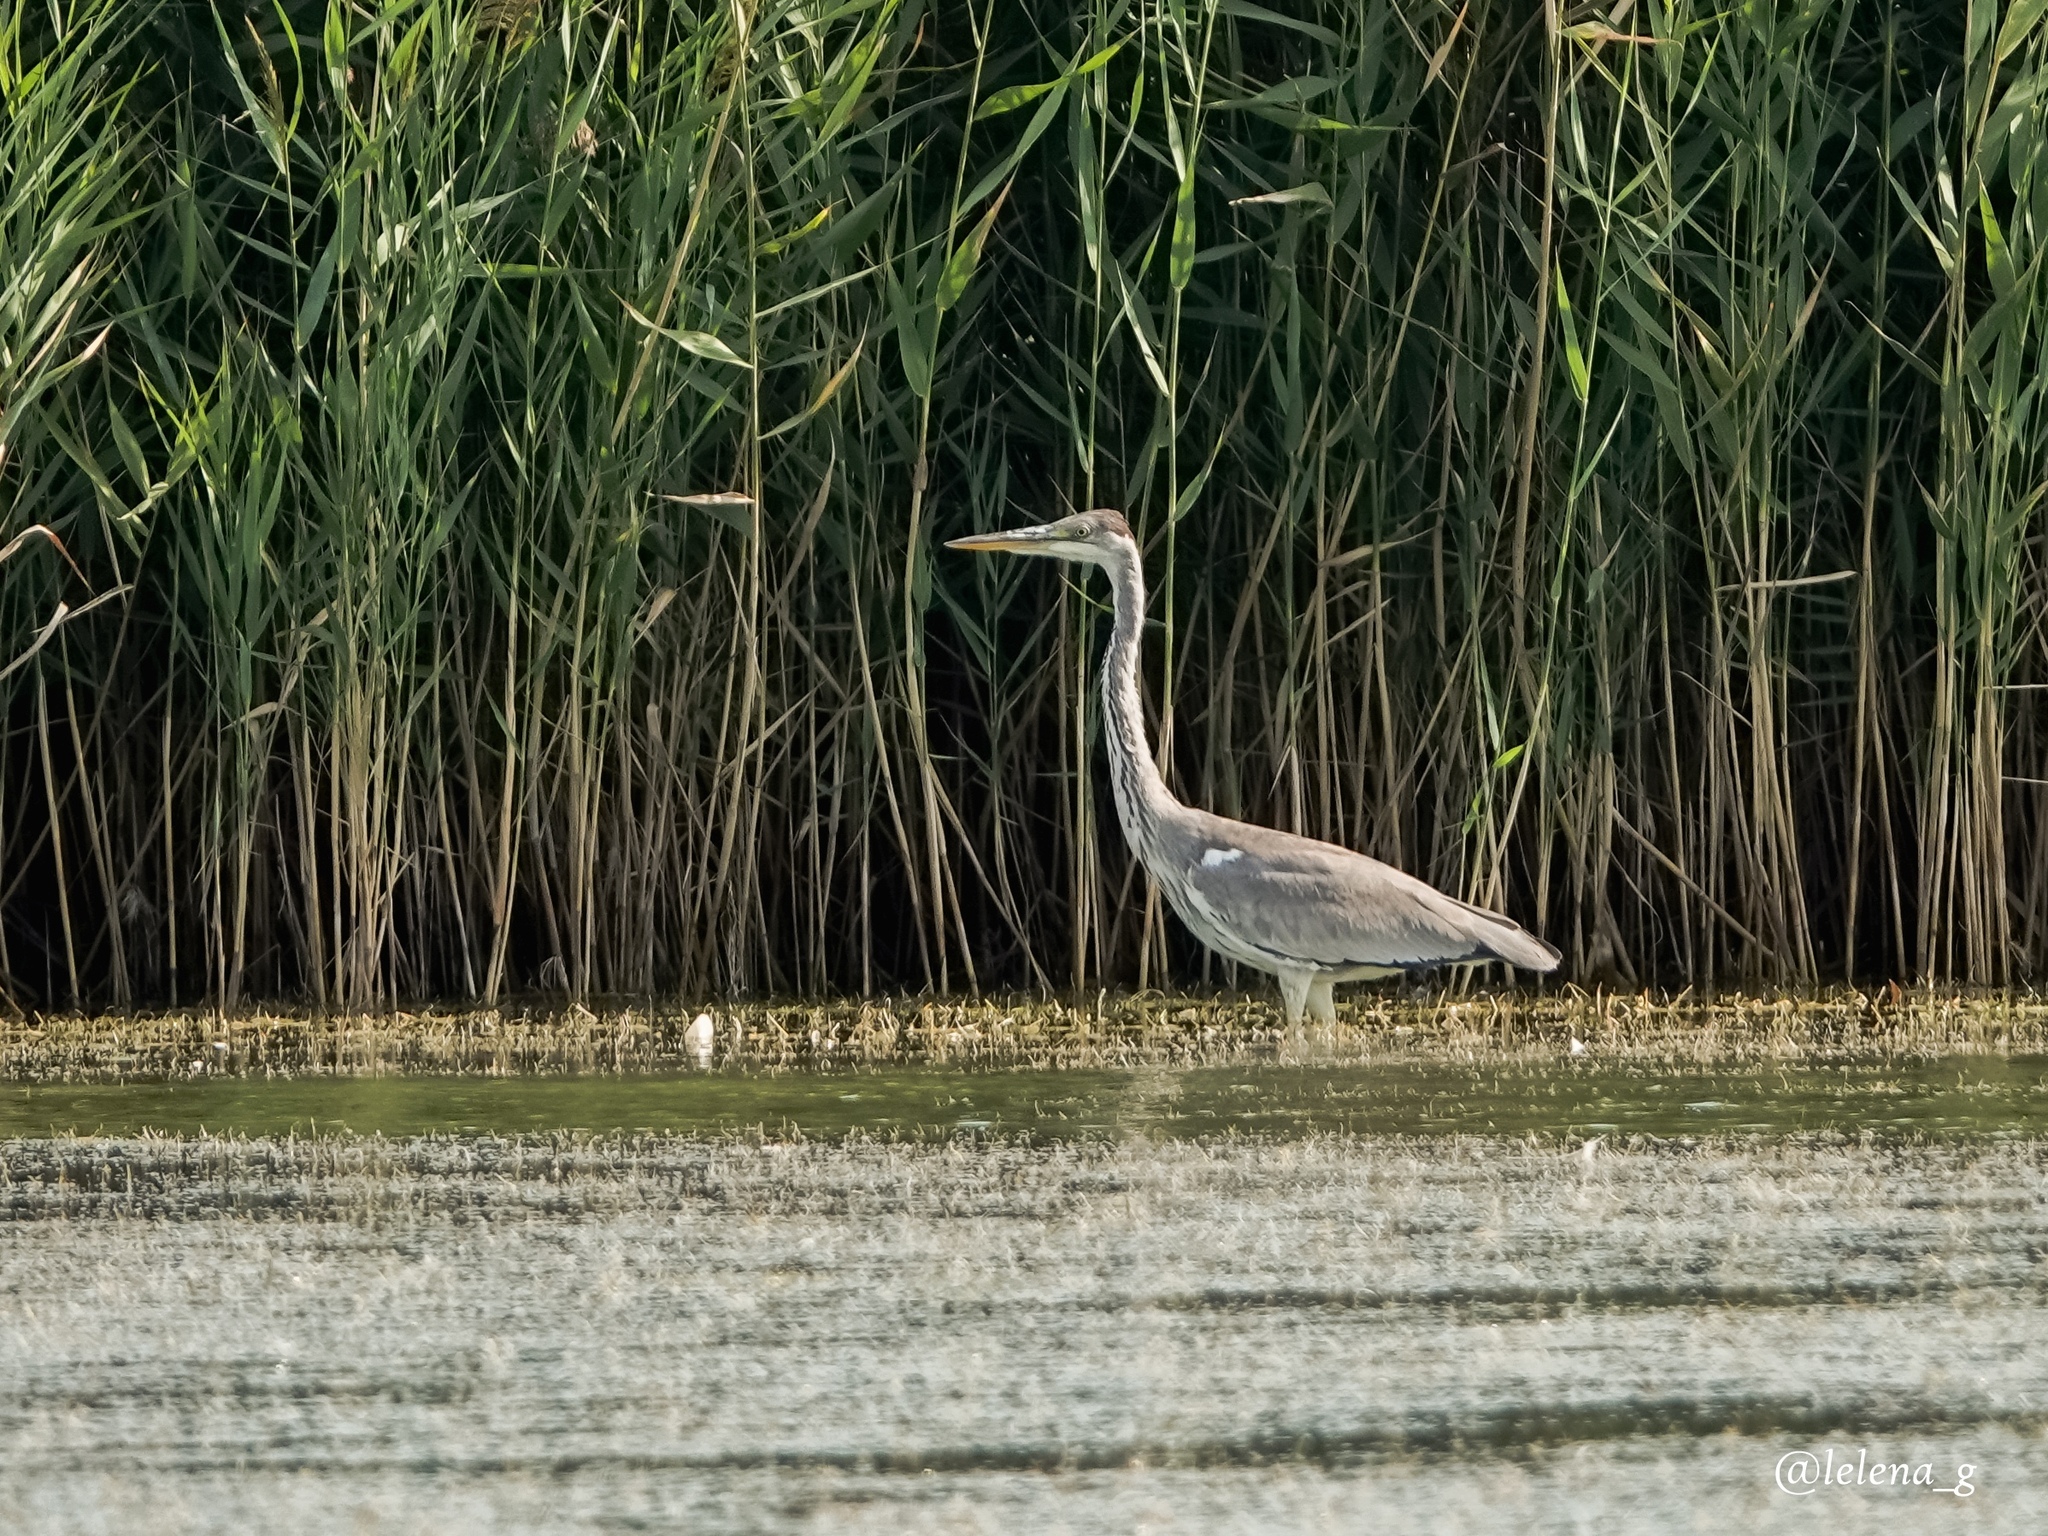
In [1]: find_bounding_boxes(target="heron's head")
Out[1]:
[945,509,1134,569]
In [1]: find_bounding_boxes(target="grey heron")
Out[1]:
[947,510,1560,1025]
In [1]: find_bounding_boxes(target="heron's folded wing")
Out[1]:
[1179,832,1555,971]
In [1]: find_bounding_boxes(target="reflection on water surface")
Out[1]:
[5,1056,2046,1140]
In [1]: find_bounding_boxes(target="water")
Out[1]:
[4,1062,2046,1532]
[5,1055,2047,1141]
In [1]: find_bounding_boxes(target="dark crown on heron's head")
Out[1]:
[1039,509,1132,546]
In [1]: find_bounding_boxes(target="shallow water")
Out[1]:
[6,1055,2048,1141]
[4,1123,2048,1533]
[5,1056,2048,1533]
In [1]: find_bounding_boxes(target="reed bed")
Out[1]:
[5,0,2048,1007]
[7,986,2046,1079]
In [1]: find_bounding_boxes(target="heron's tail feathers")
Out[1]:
[1434,892,1561,972]
[1480,923,1562,973]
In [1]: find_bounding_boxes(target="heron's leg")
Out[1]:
[1306,976,1336,1024]
[1277,970,1311,1028]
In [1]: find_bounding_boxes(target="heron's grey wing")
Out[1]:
[1170,817,1559,972]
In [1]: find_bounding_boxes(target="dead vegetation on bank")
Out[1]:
[5,988,2047,1084]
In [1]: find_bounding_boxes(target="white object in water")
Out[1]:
[686,1012,716,1066]
[1570,1036,1588,1056]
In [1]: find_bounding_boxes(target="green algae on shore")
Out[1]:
[4,1057,2047,1143]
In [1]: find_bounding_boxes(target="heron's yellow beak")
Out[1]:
[945,528,1057,554]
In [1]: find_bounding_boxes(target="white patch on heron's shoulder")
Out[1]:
[1201,847,1245,868]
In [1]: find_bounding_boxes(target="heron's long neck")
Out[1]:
[1099,546,1180,849]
